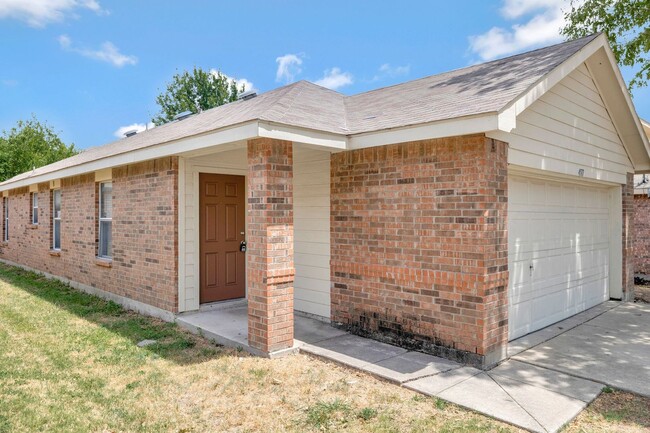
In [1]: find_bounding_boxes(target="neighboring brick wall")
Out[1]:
[0,157,179,312]
[622,173,634,301]
[330,134,508,367]
[247,138,294,353]
[634,194,650,275]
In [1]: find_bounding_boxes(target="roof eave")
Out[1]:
[499,33,650,173]
[0,120,350,192]
[347,113,501,150]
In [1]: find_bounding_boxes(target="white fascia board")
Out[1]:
[347,114,500,150]
[499,34,608,125]
[642,119,650,136]
[0,121,260,192]
[257,121,347,150]
[586,42,650,172]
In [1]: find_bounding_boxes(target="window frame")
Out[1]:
[52,189,61,251]
[98,182,112,259]
[31,192,38,225]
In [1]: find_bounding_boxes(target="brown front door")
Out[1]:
[199,173,246,303]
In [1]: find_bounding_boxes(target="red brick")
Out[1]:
[246,138,294,354]
[330,134,508,366]
[0,157,179,312]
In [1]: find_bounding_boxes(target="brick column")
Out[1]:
[247,138,294,354]
[622,172,635,300]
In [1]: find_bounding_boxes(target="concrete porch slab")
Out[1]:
[176,305,347,358]
[177,305,248,349]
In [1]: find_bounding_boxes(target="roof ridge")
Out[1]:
[259,81,311,123]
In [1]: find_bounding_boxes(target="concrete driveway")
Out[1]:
[513,301,650,397]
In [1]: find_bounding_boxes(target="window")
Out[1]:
[52,190,61,250]
[31,193,38,225]
[98,182,112,258]
[3,197,7,242]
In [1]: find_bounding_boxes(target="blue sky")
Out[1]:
[0,0,648,149]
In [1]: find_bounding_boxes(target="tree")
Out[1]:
[152,67,243,125]
[562,0,650,90]
[0,116,78,182]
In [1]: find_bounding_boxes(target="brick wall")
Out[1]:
[622,173,634,301]
[0,157,179,312]
[634,194,650,275]
[330,134,508,367]
[246,138,294,353]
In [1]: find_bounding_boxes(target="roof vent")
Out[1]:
[238,90,257,101]
[124,129,138,138]
[173,110,194,121]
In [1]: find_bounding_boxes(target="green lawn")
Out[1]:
[0,263,648,433]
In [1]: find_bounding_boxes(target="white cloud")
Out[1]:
[313,67,353,90]
[468,0,572,61]
[379,63,410,76]
[0,0,104,27]
[500,0,567,18]
[58,34,137,67]
[58,34,71,48]
[275,53,303,83]
[210,69,255,92]
[114,122,154,139]
[373,63,410,81]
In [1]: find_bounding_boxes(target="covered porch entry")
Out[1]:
[177,137,333,356]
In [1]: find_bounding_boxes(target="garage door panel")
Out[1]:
[508,175,611,340]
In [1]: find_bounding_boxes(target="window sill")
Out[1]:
[95,257,112,268]
[28,224,39,230]
[49,250,61,257]
[0,241,7,247]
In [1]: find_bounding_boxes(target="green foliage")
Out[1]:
[357,407,378,421]
[152,67,243,125]
[435,398,448,410]
[305,399,351,429]
[0,115,77,182]
[562,0,650,90]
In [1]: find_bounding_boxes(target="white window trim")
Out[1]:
[52,190,61,251]
[98,182,112,259]
[32,192,38,225]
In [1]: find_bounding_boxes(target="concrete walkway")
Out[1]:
[513,302,650,398]
[301,335,602,433]
[178,300,650,433]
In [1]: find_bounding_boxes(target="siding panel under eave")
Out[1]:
[293,146,331,319]
[490,63,633,184]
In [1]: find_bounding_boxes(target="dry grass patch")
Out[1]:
[563,389,650,433]
[0,263,649,433]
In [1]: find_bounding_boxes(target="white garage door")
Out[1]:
[508,175,611,340]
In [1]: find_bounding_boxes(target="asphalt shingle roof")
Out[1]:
[3,34,599,186]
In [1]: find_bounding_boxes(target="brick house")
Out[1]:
[633,120,650,274]
[1,34,648,368]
